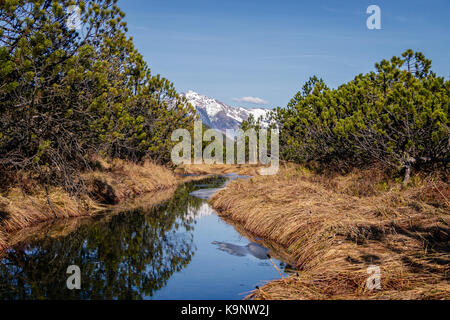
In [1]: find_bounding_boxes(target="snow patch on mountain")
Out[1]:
[182,90,271,137]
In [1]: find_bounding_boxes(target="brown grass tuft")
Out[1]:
[82,159,178,204]
[211,164,450,300]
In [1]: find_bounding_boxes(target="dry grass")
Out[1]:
[0,158,178,252]
[211,164,450,300]
[0,186,96,251]
[108,187,176,214]
[82,158,178,204]
[175,164,264,176]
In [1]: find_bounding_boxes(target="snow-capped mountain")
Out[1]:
[182,90,271,136]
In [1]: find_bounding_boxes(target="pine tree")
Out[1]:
[0,0,196,192]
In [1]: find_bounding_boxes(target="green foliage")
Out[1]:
[269,51,449,171]
[239,113,264,163]
[0,0,195,190]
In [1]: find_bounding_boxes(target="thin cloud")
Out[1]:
[395,16,408,22]
[233,96,269,105]
[321,6,361,16]
[259,54,336,60]
[322,6,343,14]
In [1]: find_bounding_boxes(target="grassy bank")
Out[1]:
[175,164,264,176]
[211,164,449,300]
[0,158,180,253]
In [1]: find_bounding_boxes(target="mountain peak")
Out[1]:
[181,91,270,137]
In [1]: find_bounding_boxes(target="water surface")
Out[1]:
[0,175,289,300]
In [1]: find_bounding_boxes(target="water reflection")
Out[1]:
[0,177,226,300]
[211,242,270,260]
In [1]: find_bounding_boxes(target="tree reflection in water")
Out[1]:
[0,177,226,300]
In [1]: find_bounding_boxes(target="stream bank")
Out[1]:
[211,165,450,300]
[0,158,194,253]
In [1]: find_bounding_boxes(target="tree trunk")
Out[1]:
[403,156,416,185]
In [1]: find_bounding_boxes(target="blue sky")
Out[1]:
[118,0,450,109]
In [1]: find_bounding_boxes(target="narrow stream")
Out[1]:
[0,174,289,300]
